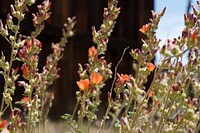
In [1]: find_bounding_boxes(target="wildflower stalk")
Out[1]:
[98,103,112,133]
[130,69,157,128]
[172,107,189,133]
[0,11,22,117]
[74,0,120,132]
[155,85,172,133]
[195,124,200,133]
[107,100,126,132]
[72,100,79,120]
[101,47,129,132]
[0,0,38,121]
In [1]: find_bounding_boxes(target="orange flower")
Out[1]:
[21,96,29,102]
[148,90,155,97]
[76,79,90,91]
[22,64,29,76]
[0,120,7,129]
[139,24,149,33]
[31,56,35,60]
[91,72,103,84]
[26,40,32,49]
[88,46,98,59]
[119,74,130,83]
[147,62,155,71]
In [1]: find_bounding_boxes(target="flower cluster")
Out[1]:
[7,110,26,132]
[62,0,120,132]
[31,0,51,37]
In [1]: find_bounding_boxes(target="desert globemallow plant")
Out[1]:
[0,0,199,133]
[62,0,200,133]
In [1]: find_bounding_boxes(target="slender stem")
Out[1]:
[0,20,21,114]
[194,123,200,133]
[26,84,35,133]
[27,107,32,133]
[77,113,83,132]
[98,104,112,133]
[130,68,158,128]
[123,93,133,117]
[155,84,172,133]
[77,95,87,132]
[171,108,189,133]
[107,100,126,132]
[72,100,79,120]
[158,93,178,132]
[2,104,9,113]
[87,121,92,133]
[110,47,129,94]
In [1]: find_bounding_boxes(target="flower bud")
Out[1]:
[9,35,15,41]
[0,19,3,31]
[185,108,195,120]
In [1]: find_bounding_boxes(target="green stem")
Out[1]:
[77,96,87,132]
[194,123,200,133]
[107,100,126,132]
[155,58,180,132]
[159,93,178,132]
[72,100,79,120]
[155,83,173,133]
[77,113,83,132]
[130,68,158,128]
[171,108,188,133]
[123,93,133,117]
[27,105,33,133]
[0,20,21,115]
[98,104,112,133]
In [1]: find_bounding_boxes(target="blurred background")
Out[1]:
[0,0,195,120]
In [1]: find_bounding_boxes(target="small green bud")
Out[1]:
[9,35,15,41]
[142,43,148,50]
[185,108,195,120]
[3,93,12,104]
[5,62,9,71]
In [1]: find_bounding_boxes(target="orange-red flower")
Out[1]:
[0,120,7,129]
[88,46,98,59]
[91,72,103,84]
[147,62,155,71]
[148,90,155,97]
[191,29,198,42]
[22,64,29,76]
[119,74,130,84]
[139,24,149,33]
[21,96,29,102]
[26,40,32,49]
[76,79,90,91]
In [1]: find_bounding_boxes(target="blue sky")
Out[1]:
[154,0,198,64]
[154,0,198,41]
